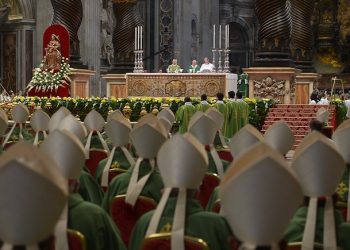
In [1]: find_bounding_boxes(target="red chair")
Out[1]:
[47,229,86,250]
[101,168,128,192]
[85,149,108,177]
[67,229,86,250]
[196,173,220,208]
[141,233,209,250]
[110,195,157,247]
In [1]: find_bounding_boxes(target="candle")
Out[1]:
[213,24,216,49]
[226,25,228,49]
[141,26,143,51]
[219,25,222,49]
[227,24,229,49]
[135,27,137,50]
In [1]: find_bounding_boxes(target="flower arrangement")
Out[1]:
[26,57,71,93]
[9,96,275,130]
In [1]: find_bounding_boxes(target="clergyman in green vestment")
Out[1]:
[188,59,200,73]
[196,94,211,112]
[167,58,182,73]
[176,97,197,134]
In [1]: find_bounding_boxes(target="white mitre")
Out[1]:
[264,121,295,155]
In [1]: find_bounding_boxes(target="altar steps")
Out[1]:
[261,104,335,149]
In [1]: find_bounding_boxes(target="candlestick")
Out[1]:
[219,25,222,49]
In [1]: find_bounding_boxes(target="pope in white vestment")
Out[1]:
[200,57,215,73]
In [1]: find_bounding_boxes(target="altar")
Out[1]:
[104,73,237,98]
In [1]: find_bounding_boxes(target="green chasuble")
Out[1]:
[213,101,226,115]
[176,103,197,134]
[102,160,164,211]
[196,101,211,112]
[79,169,104,205]
[68,193,126,250]
[167,64,181,73]
[283,206,344,244]
[338,223,350,250]
[207,152,230,175]
[95,148,132,183]
[129,197,233,250]
[84,134,108,150]
[8,127,34,142]
[236,100,249,131]
[206,187,220,211]
[336,165,350,207]
[188,65,200,73]
[223,101,238,138]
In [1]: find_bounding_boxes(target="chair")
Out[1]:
[85,149,108,177]
[287,242,342,250]
[67,229,86,250]
[110,195,157,247]
[101,168,128,192]
[196,173,220,208]
[141,233,209,250]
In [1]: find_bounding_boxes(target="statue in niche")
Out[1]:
[101,0,115,66]
[0,2,10,23]
[43,34,62,72]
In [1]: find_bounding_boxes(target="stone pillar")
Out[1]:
[290,0,315,72]
[254,0,293,67]
[51,0,84,67]
[111,0,143,73]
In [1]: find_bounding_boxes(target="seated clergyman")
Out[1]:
[167,58,182,73]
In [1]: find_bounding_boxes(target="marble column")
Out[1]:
[51,0,84,67]
[111,0,143,73]
[254,0,293,67]
[290,0,315,72]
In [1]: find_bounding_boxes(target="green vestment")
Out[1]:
[236,100,249,131]
[167,64,181,73]
[284,206,344,244]
[102,160,164,211]
[68,193,126,250]
[8,127,34,142]
[95,148,132,183]
[338,223,350,250]
[207,152,230,175]
[176,104,197,134]
[206,187,220,211]
[213,102,226,115]
[223,101,238,138]
[129,197,233,250]
[188,65,200,73]
[79,169,104,205]
[196,102,211,112]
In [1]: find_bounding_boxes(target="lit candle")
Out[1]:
[227,24,229,49]
[219,25,222,49]
[213,24,216,49]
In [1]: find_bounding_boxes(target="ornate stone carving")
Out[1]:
[165,80,186,97]
[204,81,220,96]
[43,34,62,72]
[253,77,288,99]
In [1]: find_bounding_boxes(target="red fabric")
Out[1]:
[27,85,70,98]
[110,196,157,247]
[85,150,108,177]
[141,237,208,250]
[212,201,221,213]
[102,169,127,192]
[196,174,220,208]
[218,151,233,162]
[43,24,70,59]
[67,231,85,250]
